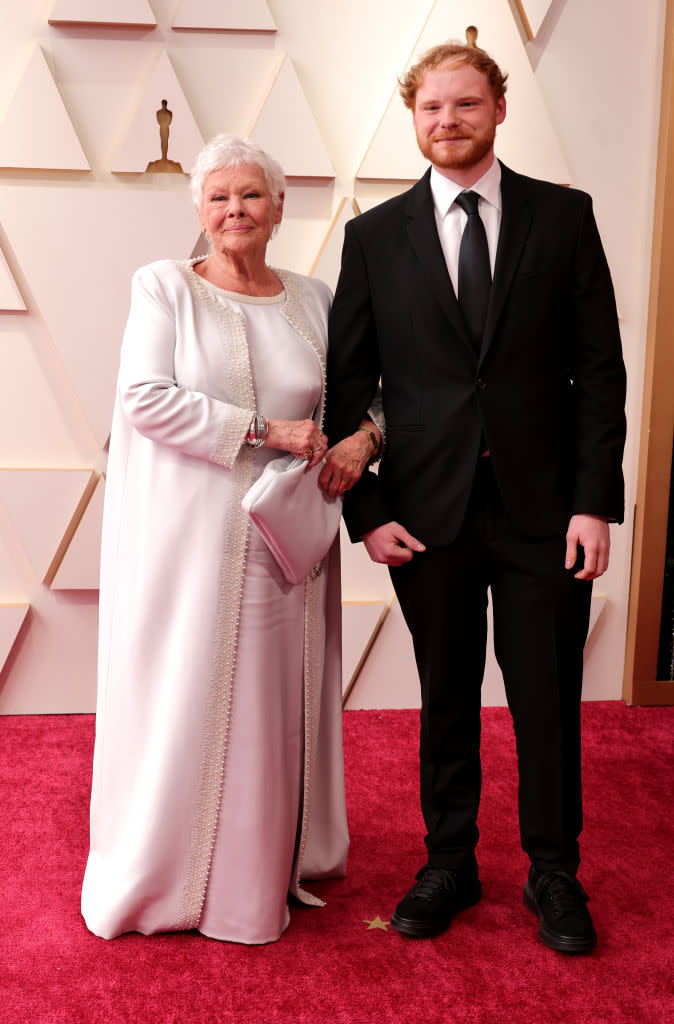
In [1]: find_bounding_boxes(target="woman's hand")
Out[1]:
[266,419,327,469]
[319,421,381,498]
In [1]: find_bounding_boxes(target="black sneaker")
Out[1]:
[391,865,482,938]
[523,866,597,954]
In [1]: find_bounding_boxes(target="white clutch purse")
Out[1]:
[242,455,343,585]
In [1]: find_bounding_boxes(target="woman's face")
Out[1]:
[199,163,283,260]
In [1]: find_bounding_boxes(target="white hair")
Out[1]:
[189,133,286,212]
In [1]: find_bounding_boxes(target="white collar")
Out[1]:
[430,158,502,218]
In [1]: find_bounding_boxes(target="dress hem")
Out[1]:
[197,910,291,945]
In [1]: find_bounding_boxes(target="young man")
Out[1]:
[323,42,626,953]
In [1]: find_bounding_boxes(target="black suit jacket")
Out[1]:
[326,163,627,545]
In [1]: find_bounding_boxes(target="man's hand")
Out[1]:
[565,514,610,580]
[362,521,426,566]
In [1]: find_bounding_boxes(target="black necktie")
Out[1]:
[454,190,491,352]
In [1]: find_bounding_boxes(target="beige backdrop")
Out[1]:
[0,0,665,712]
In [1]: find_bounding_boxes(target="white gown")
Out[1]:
[81,260,349,943]
[199,285,321,943]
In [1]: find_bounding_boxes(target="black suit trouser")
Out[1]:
[389,458,592,876]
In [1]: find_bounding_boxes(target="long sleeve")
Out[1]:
[567,197,627,520]
[366,385,386,456]
[118,266,254,469]
[327,222,392,539]
[326,222,382,443]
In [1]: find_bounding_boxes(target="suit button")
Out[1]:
[475,378,487,390]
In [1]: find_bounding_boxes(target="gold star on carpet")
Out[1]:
[364,916,390,931]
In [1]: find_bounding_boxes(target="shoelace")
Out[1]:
[538,873,589,917]
[411,868,457,902]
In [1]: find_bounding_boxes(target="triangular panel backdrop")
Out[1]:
[0,245,25,311]
[112,51,204,173]
[0,48,90,171]
[358,0,569,183]
[0,187,202,445]
[0,0,629,714]
[172,0,276,31]
[515,0,553,38]
[0,470,93,584]
[48,0,157,27]
[250,56,335,178]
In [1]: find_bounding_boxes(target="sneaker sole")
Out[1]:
[523,882,597,954]
[390,883,482,938]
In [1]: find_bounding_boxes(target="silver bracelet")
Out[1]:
[245,414,269,448]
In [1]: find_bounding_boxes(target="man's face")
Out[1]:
[413,61,506,172]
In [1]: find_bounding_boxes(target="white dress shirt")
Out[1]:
[430,158,502,298]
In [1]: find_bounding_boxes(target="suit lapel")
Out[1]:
[405,164,534,362]
[480,163,532,363]
[405,169,473,352]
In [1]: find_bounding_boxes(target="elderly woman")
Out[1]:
[81,134,380,944]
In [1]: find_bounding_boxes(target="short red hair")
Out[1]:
[399,39,508,110]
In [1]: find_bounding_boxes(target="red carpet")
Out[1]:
[1,703,672,1023]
